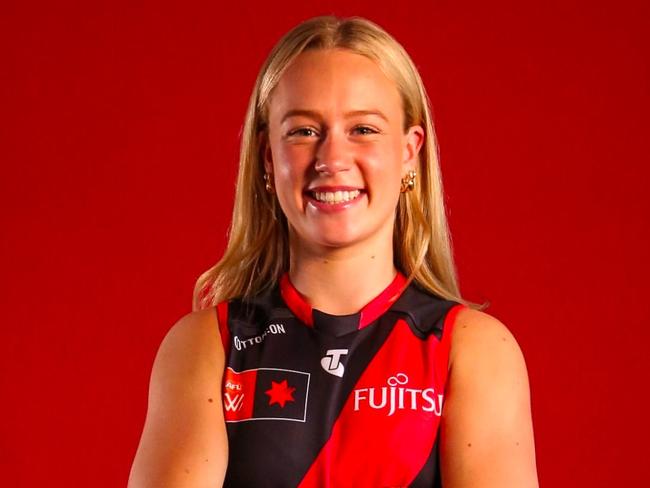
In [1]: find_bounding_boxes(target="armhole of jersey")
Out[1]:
[437,304,467,390]
[216,300,230,362]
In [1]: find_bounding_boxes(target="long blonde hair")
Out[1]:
[193,15,471,311]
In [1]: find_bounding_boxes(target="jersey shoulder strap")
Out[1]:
[390,282,462,341]
[217,283,292,334]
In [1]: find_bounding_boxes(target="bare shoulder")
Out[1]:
[144,307,225,401]
[155,307,224,374]
[441,307,539,488]
[449,307,527,374]
[446,307,531,425]
[166,306,221,345]
[128,307,228,488]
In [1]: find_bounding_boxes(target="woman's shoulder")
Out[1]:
[128,306,228,487]
[165,306,220,339]
[441,307,539,486]
[447,307,530,403]
[157,307,223,369]
[449,307,526,370]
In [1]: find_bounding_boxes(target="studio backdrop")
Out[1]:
[1,1,648,486]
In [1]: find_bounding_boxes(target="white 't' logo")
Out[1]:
[321,349,348,377]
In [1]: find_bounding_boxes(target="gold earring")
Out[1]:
[263,172,274,193]
[400,170,417,193]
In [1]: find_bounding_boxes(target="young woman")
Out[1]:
[129,15,538,488]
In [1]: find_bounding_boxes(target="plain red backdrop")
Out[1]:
[1,0,648,486]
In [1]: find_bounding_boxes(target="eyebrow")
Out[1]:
[280,109,389,124]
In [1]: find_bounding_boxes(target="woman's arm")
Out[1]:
[128,307,228,488]
[440,308,539,487]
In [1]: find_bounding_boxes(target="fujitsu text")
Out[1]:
[353,373,443,417]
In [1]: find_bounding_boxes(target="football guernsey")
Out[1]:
[216,271,464,488]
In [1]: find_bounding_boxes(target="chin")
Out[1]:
[310,226,375,250]
[291,218,391,252]
[317,236,361,249]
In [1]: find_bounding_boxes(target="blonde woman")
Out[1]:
[129,15,538,488]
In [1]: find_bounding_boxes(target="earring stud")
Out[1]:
[400,170,417,193]
[263,172,274,193]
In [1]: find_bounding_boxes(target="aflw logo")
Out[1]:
[224,380,244,412]
[321,349,348,377]
[353,373,443,417]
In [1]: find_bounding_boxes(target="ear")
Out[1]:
[258,130,274,174]
[403,125,425,174]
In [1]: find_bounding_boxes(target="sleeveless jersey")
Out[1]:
[216,272,464,488]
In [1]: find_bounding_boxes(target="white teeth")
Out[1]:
[313,189,361,204]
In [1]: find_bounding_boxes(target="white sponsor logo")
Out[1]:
[353,373,443,417]
[321,349,349,377]
[234,323,286,351]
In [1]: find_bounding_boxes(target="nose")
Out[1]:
[314,129,350,175]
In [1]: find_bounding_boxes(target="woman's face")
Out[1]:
[264,48,424,252]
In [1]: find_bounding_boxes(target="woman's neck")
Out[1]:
[287,231,397,316]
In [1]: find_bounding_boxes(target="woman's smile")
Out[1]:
[304,186,366,213]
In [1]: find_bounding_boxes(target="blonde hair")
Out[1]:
[193,15,472,311]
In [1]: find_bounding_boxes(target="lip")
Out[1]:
[304,187,366,213]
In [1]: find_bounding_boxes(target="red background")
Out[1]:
[1,0,648,486]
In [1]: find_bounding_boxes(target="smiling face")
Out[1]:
[263,48,424,253]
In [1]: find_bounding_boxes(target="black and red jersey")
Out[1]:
[216,272,463,487]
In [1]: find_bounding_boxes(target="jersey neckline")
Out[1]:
[279,271,409,331]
